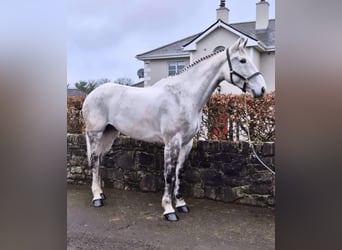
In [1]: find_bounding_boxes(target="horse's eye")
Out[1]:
[240,58,247,64]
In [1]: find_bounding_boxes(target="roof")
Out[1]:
[136,19,275,60]
[231,19,275,49]
[182,19,259,51]
[67,88,87,96]
[136,34,199,60]
[131,81,144,88]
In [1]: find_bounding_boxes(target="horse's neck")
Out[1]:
[178,52,226,111]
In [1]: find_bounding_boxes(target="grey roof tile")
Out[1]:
[231,19,275,48]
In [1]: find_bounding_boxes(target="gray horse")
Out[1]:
[82,37,266,221]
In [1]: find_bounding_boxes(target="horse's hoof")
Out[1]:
[164,213,179,222]
[92,199,104,207]
[100,193,106,200]
[176,205,190,213]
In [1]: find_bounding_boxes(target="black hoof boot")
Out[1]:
[100,193,106,200]
[92,199,104,207]
[176,205,190,213]
[164,212,179,222]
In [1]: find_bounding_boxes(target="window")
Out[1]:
[213,46,225,53]
[168,61,185,76]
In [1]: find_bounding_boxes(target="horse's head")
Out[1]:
[224,37,266,98]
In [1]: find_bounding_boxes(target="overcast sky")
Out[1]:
[67,0,275,86]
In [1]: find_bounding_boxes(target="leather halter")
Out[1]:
[226,48,262,93]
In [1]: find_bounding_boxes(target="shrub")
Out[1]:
[67,96,85,134]
[199,92,275,142]
[67,93,275,142]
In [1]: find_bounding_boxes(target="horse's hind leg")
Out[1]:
[86,126,119,207]
[174,139,193,213]
[86,130,105,207]
[96,125,119,201]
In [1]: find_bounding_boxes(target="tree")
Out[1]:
[74,77,133,94]
[114,77,133,86]
[75,81,96,94]
[96,78,112,85]
[74,78,111,94]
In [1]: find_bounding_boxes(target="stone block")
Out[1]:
[222,162,243,176]
[232,185,249,199]
[207,141,221,152]
[115,151,135,170]
[102,155,115,168]
[113,180,124,190]
[184,169,200,183]
[248,183,272,195]
[201,169,223,186]
[125,171,141,183]
[212,152,231,162]
[192,183,204,198]
[221,186,235,202]
[204,186,216,200]
[222,141,240,154]
[74,166,83,174]
[262,142,275,156]
[138,152,154,166]
[139,174,160,192]
[240,141,251,154]
[199,161,211,169]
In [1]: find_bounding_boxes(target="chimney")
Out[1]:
[216,0,229,23]
[256,0,269,30]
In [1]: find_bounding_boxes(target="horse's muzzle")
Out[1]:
[261,87,265,94]
[252,87,266,98]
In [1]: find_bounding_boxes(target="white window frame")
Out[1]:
[168,61,185,76]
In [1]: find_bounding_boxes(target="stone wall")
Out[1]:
[67,134,275,207]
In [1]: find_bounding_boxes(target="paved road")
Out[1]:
[67,184,274,250]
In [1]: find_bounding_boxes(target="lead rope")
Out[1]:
[243,95,275,175]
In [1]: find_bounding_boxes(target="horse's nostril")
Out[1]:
[261,87,265,94]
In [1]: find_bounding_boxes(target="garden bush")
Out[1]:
[199,92,275,142]
[67,92,275,142]
[67,96,85,134]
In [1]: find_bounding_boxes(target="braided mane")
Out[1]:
[176,48,225,76]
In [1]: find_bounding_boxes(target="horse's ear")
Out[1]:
[232,37,243,50]
[238,37,248,49]
[243,38,248,48]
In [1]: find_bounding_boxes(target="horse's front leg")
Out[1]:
[174,139,193,213]
[162,137,181,221]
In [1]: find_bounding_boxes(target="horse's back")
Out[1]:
[82,83,163,132]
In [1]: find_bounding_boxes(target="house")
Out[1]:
[67,88,87,96]
[130,80,144,88]
[136,0,275,94]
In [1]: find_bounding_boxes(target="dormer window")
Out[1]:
[213,46,225,53]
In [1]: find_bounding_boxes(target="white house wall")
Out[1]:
[260,51,275,92]
[144,57,190,87]
[144,60,165,87]
[249,47,261,70]
[191,28,239,62]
